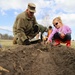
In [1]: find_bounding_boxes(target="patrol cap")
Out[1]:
[28,3,36,13]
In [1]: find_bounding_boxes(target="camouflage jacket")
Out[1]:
[13,11,38,41]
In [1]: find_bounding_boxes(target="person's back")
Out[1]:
[13,11,37,36]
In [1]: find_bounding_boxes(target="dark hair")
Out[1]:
[49,26,52,29]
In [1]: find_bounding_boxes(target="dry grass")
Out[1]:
[0,40,75,49]
[0,40,13,47]
[71,41,75,48]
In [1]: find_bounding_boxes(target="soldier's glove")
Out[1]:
[23,39,31,45]
[33,25,38,33]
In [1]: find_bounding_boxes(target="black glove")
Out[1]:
[23,39,31,45]
[33,25,38,33]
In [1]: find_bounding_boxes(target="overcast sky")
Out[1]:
[0,0,75,40]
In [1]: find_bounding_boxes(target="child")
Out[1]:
[43,26,53,43]
[47,26,53,38]
[46,17,72,47]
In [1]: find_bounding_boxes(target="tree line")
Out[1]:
[0,33,13,40]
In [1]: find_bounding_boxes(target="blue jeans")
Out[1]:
[53,32,71,42]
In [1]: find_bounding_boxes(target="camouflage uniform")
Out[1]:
[13,3,47,45]
[13,11,47,45]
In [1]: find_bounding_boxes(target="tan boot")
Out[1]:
[13,37,17,44]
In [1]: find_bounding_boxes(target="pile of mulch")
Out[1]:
[0,43,75,75]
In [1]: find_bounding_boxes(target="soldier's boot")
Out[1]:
[13,37,17,44]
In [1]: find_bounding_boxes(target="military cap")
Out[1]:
[28,3,36,12]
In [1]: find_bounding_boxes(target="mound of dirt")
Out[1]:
[0,43,75,75]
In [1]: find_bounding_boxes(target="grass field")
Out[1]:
[0,40,13,46]
[71,41,75,48]
[0,40,75,49]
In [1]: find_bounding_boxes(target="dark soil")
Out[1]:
[0,43,75,75]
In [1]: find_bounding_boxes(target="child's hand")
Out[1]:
[46,40,50,44]
[43,37,48,41]
[60,33,65,39]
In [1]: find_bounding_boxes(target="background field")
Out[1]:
[0,40,75,49]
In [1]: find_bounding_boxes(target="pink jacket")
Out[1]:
[48,25,71,42]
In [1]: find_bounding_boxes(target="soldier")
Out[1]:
[13,3,47,45]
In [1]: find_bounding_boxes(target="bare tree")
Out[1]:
[41,14,51,27]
